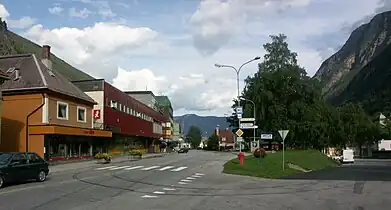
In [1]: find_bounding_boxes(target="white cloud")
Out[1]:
[0,4,9,19]
[112,68,166,93]
[48,6,64,15]
[7,16,37,29]
[69,8,92,19]
[74,0,116,18]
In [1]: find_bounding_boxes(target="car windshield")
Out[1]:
[0,153,12,165]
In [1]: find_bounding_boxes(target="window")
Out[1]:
[110,100,117,109]
[28,153,43,163]
[57,101,69,120]
[10,153,27,165]
[77,106,87,123]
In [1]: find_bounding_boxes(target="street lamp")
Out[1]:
[214,56,260,152]
[240,97,256,144]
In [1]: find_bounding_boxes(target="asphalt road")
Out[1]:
[0,152,390,210]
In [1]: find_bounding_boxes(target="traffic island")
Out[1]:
[222,149,340,179]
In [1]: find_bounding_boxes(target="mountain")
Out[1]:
[314,11,391,100]
[174,114,230,137]
[0,19,93,81]
[314,11,391,115]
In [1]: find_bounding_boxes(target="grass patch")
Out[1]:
[223,150,339,179]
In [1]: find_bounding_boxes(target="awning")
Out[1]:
[29,124,112,138]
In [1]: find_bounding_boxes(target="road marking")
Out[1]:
[180,179,192,182]
[123,166,144,170]
[171,166,188,172]
[95,166,116,170]
[153,191,165,194]
[141,195,158,198]
[186,177,196,180]
[178,182,188,185]
[195,173,205,176]
[142,166,160,171]
[192,175,201,178]
[109,166,130,170]
[163,188,176,191]
[158,166,174,171]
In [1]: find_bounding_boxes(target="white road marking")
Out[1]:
[153,191,165,194]
[141,195,158,198]
[123,166,144,170]
[186,177,196,180]
[195,173,205,176]
[171,166,188,172]
[163,188,176,191]
[95,166,116,170]
[142,166,160,171]
[109,166,130,170]
[192,175,201,178]
[158,166,175,171]
[178,182,188,185]
[180,179,192,182]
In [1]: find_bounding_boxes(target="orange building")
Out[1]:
[0,45,112,161]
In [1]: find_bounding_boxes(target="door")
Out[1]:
[8,153,29,182]
[27,153,45,179]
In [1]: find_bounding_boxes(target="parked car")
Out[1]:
[178,148,189,153]
[0,152,49,188]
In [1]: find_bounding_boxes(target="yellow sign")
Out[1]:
[235,129,244,137]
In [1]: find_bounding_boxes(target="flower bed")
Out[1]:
[94,153,112,164]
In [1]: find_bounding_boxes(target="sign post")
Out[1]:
[278,130,289,170]
[236,106,243,152]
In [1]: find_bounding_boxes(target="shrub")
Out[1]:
[253,148,267,158]
[129,149,144,157]
[95,153,111,161]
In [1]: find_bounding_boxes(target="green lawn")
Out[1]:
[223,150,339,178]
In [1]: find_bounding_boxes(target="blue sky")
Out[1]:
[0,0,388,116]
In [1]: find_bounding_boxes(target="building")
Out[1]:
[0,46,112,160]
[215,127,235,150]
[155,96,174,140]
[124,91,159,111]
[172,121,181,141]
[72,80,168,154]
[0,70,9,144]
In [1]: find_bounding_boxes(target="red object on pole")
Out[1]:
[238,152,245,165]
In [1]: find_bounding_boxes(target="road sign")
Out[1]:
[236,106,243,114]
[236,137,244,142]
[278,130,289,141]
[240,122,253,127]
[251,141,258,147]
[241,118,255,122]
[235,129,244,137]
[261,133,273,140]
[240,125,258,129]
[237,113,242,119]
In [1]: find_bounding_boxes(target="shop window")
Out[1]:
[57,101,69,120]
[77,106,87,123]
[110,100,117,109]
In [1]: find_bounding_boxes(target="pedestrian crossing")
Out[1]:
[94,165,188,172]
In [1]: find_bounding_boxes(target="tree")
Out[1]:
[186,125,202,148]
[206,133,219,151]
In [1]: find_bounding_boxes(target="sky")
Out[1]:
[0,0,389,117]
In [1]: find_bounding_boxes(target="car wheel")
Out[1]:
[36,170,46,182]
[0,175,4,188]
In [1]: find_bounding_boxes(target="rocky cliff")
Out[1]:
[314,11,391,99]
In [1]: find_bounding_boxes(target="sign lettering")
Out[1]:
[93,110,101,119]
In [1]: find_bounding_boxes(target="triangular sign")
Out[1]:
[278,130,289,141]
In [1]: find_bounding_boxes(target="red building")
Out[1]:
[73,79,168,153]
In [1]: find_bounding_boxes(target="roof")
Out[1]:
[124,90,155,96]
[0,54,95,104]
[155,95,172,107]
[218,129,235,143]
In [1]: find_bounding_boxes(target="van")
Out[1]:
[341,149,354,163]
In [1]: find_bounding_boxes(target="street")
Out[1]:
[1,151,391,210]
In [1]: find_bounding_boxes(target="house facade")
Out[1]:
[0,70,9,144]
[0,46,112,160]
[215,127,235,150]
[72,79,168,154]
[155,96,174,140]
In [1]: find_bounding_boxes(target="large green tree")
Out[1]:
[206,133,219,151]
[186,125,202,148]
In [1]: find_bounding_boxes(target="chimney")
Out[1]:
[41,45,52,70]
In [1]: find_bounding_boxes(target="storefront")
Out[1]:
[28,124,112,161]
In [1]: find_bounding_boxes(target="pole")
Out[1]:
[282,139,285,170]
[236,71,241,153]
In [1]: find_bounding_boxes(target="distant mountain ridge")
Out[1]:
[174,114,230,136]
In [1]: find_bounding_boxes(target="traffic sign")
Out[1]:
[241,118,255,122]
[240,122,253,127]
[240,125,258,129]
[261,133,273,140]
[251,141,258,147]
[237,113,242,119]
[278,130,289,141]
[235,129,244,137]
[237,137,244,142]
[236,107,243,114]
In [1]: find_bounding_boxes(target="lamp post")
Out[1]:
[215,57,260,152]
[240,97,256,144]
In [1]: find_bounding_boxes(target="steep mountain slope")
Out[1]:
[314,11,391,99]
[0,19,93,81]
[174,114,230,136]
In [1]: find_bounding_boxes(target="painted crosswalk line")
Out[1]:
[163,188,176,191]
[171,166,188,172]
[178,182,188,185]
[195,173,205,176]
[95,166,117,170]
[123,166,144,170]
[186,177,196,180]
[142,166,160,171]
[109,166,131,170]
[180,179,192,182]
[158,166,174,171]
[153,191,165,194]
[141,195,158,198]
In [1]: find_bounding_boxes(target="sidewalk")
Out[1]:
[49,153,170,174]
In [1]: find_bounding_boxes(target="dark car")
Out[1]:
[0,152,49,188]
[178,148,189,153]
